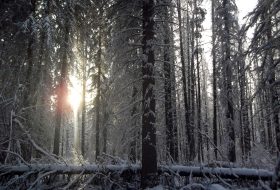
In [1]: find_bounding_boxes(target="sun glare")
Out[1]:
[68,76,82,112]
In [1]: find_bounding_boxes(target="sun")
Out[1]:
[68,76,82,112]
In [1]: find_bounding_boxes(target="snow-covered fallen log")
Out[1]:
[0,164,140,175]
[0,164,273,181]
[160,165,273,180]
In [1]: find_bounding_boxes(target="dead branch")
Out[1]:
[13,118,61,164]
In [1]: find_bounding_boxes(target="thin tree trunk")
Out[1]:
[163,0,177,162]
[35,1,51,105]
[164,38,176,162]
[102,100,108,154]
[81,40,86,157]
[248,79,255,144]
[238,39,251,159]
[177,0,192,162]
[171,59,179,161]
[259,97,267,147]
[176,88,184,161]
[53,17,70,156]
[129,85,138,162]
[211,0,218,160]
[194,0,202,163]
[190,3,196,161]
[23,0,36,109]
[170,23,179,161]
[203,69,210,161]
[265,93,273,150]
[95,27,102,160]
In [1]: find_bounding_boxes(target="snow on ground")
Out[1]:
[208,184,227,190]
[146,185,164,190]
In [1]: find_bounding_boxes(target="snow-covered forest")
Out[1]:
[0,0,279,189]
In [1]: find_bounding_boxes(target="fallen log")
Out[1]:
[0,164,274,181]
[0,164,140,176]
[160,165,273,180]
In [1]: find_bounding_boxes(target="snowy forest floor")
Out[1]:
[1,114,279,189]
[0,163,278,189]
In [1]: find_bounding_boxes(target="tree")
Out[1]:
[162,0,178,163]
[141,0,158,187]
[193,0,206,163]
[95,22,102,160]
[245,0,280,154]
[237,33,251,159]
[53,2,72,156]
[177,0,193,162]
[81,39,87,158]
[211,0,218,160]
[223,0,236,162]
[214,0,239,162]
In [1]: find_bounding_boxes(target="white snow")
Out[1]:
[146,185,164,190]
[208,184,227,190]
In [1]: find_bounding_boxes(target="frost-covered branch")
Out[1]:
[13,118,61,164]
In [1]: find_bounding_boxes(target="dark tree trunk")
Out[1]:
[196,49,202,163]
[39,0,52,109]
[259,96,267,147]
[194,0,202,163]
[171,57,179,161]
[203,72,210,161]
[102,101,108,154]
[141,0,157,188]
[212,0,218,160]
[129,85,138,162]
[163,0,178,162]
[238,39,251,159]
[265,93,273,149]
[22,1,36,110]
[248,81,255,144]
[81,40,86,157]
[164,37,176,162]
[190,4,196,161]
[170,25,179,161]
[223,0,236,162]
[170,30,179,162]
[95,27,102,160]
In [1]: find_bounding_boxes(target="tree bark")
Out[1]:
[141,0,157,187]
[102,100,108,154]
[163,0,178,162]
[223,0,236,162]
[189,3,196,161]
[95,27,102,160]
[212,0,218,160]
[238,39,251,159]
[194,0,203,163]
[81,40,86,158]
